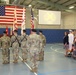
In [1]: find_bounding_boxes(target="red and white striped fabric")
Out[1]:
[13,6,17,31]
[0,5,26,27]
[21,7,26,35]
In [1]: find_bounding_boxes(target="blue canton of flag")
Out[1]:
[0,6,5,16]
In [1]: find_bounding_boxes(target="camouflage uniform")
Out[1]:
[20,34,28,62]
[27,33,42,72]
[0,35,10,64]
[39,33,46,61]
[11,35,20,63]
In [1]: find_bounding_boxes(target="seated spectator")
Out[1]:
[72,45,76,59]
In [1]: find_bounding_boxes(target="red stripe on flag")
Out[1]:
[5,12,14,14]
[0,20,13,22]
[16,10,23,12]
[6,6,14,8]
[0,17,22,20]
[0,23,21,25]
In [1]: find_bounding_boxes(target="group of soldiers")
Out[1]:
[0,29,46,73]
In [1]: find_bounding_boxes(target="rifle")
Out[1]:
[21,35,27,42]
[11,38,16,47]
[11,36,21,47]
[15,36,21,47]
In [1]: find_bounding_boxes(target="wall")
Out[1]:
[0,7,76,29]
[26,8,76,29]
[0,28,10,35]
[26,29,68,43]
[63,13,76,29]
[26,8,61,29]
[0,28,68,43]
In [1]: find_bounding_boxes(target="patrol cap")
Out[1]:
[32,29,37,32]
[14,30,18,32]
[3,31,7,34]
[39,30,42,33]
[23,30,26,32]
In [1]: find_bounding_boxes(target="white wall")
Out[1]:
[24,8,61,29]
[63,12,76,29]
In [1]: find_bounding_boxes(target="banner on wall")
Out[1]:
[39,10,61,25]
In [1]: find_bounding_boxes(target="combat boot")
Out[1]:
[13,60,16,63]
[13,60,18,63]
[4,61,8,64]
[15,59,18,63]
[22,59,27,62]
[30,67,37,73]
[34,67,37,73]
[22,59,25,62]
[2,61,5,64]
[30,68,34,72]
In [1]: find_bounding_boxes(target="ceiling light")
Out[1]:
[69,6,74,9]
[28,4,32,7]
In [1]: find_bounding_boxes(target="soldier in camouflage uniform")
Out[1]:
[27,29,42,73]
[11,30,20,63]
[39,30,46,61]
[20,30,28,62]
[0,31,10,64]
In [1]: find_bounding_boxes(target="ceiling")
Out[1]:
[0,0,76,12]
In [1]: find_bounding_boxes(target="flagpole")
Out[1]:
[30,7,35,30]
[13,6,18,31]
[5,26,8,35]
[10,27,13,35]
[21,7,26,35]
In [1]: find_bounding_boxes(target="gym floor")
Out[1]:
[0,43,76,75]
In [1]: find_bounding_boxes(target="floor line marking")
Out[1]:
[38,67,76,75]
[50,45,65,54]
[19,56,38,75]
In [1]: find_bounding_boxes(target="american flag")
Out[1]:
[31,8,35,29]
[0,5,26,28]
